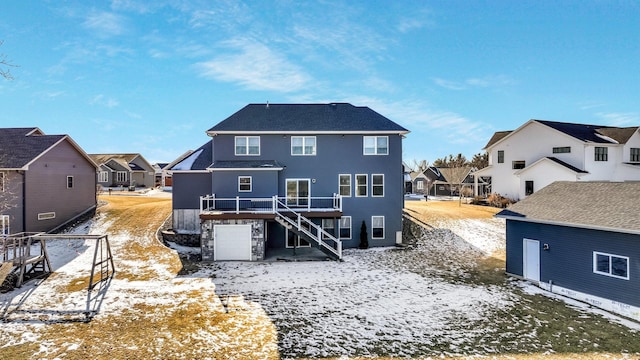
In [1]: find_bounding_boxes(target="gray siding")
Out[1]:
[506,220,640,307]
[172,172,211,209]
[24,139,96,233]
[212,170,279,198]
[211,133,404,248]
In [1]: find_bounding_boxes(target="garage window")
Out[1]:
[594,251,629,280]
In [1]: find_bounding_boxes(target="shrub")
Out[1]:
[359,220,369,249]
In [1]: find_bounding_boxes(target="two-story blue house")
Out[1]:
[170,103,409,261]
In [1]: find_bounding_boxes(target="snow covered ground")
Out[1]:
[2,202,639,358]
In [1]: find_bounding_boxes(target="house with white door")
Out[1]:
[473,120,640,200]
[497,181,640,322]
[169,103,409,261]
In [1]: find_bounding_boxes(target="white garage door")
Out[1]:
[214,224,252,261]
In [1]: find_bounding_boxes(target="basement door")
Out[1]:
[214,224,252,261]
[523,238,540,282]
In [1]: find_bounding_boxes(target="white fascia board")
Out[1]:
[497,215,640,236]
[207,130,409,136]
[169,170,210,174]
[207,167,284,171]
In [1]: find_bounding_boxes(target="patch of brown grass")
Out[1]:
[405,199,500,224]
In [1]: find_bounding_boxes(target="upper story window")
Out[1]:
[497,150,504,163]
[238,176,252,192]
[67,176,74,189]
[235,136,260,156]
[363,136,388,155]
[291,136,316,155]
[339,174,351,197]
[356,174,368,197]
[553,146,571,154]
[594,147,608,161]
[593,251,629,280]
[630,148,640,162]
[372,174,384,197]
[512,160,525,170]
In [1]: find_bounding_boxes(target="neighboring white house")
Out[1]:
[474,119,640,200]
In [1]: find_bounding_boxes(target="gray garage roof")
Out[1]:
[497,181,640,232]
[208,103,409,134]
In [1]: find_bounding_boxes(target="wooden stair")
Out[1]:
[0,262,13,287]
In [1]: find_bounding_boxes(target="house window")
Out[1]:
[363,136,388,155]
[525,181,534,196]
[339,216,351,239]
[594,147,608,161]
[553,146,571,154]
[238,176,252,192]
[0,172,4,192]
[512,161,525,170]
[1,215,9,235]
[497,150,504,163]
[372,174,384,197]
[116,171,128,182]
[593,251,629,280]
[235,136,260,156]
[38,212,56,220]
[339,174,351,197]
[631,148,640,162]
[371,216,384,239]
[322,219,335,239]
[67,176,74,189]
[356,174,368,197]
[291,136,316,155]
[416,180,424,190]
[98,171,109,183]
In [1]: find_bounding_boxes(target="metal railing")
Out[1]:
[200,194,342,214]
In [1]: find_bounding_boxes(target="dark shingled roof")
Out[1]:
[0,128,66,169]
[170,140,212,171]
[545,157,588,173]
[208,103,409,133]
[497,181,640,232]
[483,131,512,149]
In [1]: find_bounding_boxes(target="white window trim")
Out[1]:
[235,136,261,156]
[291,136,317,156]
[372,174,384,197]
[38,212,56,220]
[416,180,424,190]
[338,174,351,197]
[339,216,352,240]
[322,219,335,239]
[355,174,368,197]
[1,214,9,235]
[363,136,389,155]
[593,251,629,280]
[67,176,74,189]
[238,176,252,192]
[98,171,109,183]
[371,215,385,239]
[116,171,128,182]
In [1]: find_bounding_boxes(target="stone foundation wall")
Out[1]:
[201,219,265,262]
[161,230,201,247]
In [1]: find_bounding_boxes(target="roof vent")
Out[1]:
[266,101,269,109]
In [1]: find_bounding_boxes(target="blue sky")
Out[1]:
[1,1,638,165]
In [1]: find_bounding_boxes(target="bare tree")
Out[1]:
[410,159,429,173]
[1,40,18,80]
[433,153,468,168]
[439,166,472,206]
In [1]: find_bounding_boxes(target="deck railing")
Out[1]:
[200,194,342,214]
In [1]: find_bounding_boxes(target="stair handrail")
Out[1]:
[274,197,342,259]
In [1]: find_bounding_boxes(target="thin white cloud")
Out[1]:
[433,75,514,90]
[83,11,127,37]
[195,39,311,93]
[90,94,119,108]
[596,112,639,127]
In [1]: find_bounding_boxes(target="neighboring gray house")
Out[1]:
[409,166,480,196]
[170,103,409,261]
[90,153,155,189]
[497,181,640,322]
[0,127,97,234]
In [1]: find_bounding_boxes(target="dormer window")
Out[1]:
[235,136,260,156]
